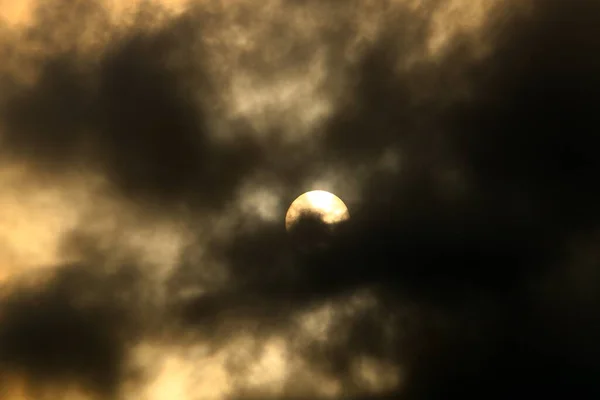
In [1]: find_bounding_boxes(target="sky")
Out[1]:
[0,0,599,399]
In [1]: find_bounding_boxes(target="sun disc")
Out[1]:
[285,190,350,232]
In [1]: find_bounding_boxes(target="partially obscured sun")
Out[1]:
[285,190,350,232]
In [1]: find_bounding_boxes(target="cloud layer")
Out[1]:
[1,0,599,399]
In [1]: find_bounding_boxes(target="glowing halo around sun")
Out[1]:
[285,190,350,232]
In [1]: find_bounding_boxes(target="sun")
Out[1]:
[285,190,350,232]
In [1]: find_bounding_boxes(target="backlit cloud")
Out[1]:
[0,0,599,399]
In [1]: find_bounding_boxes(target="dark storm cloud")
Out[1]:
[182,0,600,399]
[0,0,263,210]
[0,263,146,397]
[2,0,600,399]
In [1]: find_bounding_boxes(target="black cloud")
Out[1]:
[0,2,263,210]
[0,263,145,397]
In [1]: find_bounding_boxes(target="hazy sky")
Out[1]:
[0,0,599,399]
